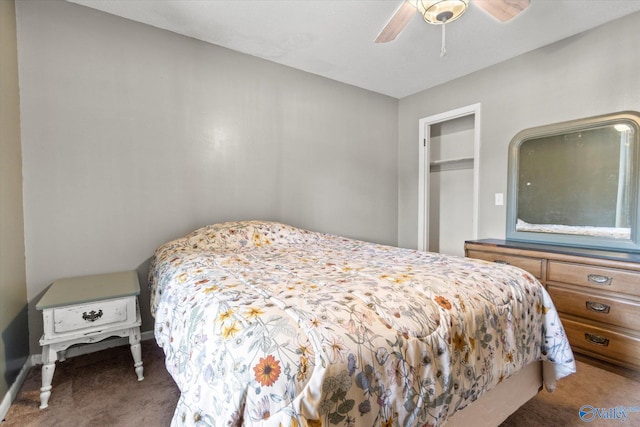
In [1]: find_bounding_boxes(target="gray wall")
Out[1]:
[398,12,640,249]
[12,0,640,359]
[0,0,29,399]
[16,0,398,353]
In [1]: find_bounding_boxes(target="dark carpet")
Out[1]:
[2,340,639,426]
[2,340,179,426]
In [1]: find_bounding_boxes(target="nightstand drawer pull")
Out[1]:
[585,301,610,313]
[584,332,609,347]
[587,274,612,286]
[493,260,509,265]
[82,309,103,322]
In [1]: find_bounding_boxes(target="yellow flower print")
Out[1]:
[456,294,466,313]
[222,321,241,339]
[219,308,234,322]
[453,331,466,353]
[296,355,309,381]
[246,306,265,319]
[393,274,411,284]
[536,301,550,314]
[297,339,312,357]
[252,232,272,247]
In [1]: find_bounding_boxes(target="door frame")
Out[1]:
[418,103,481,251]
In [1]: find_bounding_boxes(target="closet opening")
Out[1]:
[418,104,480,256]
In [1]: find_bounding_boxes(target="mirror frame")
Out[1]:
[506,111,640,253]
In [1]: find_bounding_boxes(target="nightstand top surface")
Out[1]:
[37,270,140,309]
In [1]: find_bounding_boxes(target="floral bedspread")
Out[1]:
[149,221,575,427]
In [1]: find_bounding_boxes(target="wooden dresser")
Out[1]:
[465,239,640,376]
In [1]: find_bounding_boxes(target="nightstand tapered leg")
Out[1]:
[129,327,144,381]
[39,345,57,409]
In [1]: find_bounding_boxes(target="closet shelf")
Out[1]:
[429,157,474,172]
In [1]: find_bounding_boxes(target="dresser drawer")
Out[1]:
[53,296,136,334]
[548,285,640,330]
[547,261,640,296]
[562,318,640,370]
[466,250,543,278]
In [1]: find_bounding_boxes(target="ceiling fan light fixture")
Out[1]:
[419,0,469,24]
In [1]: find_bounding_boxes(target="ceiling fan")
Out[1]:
[375,0,530,53]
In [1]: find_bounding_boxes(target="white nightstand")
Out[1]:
[36,270,144,409]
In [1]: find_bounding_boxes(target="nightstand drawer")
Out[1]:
[466,250,543,278]
[547,261,640,296]
[53,296,135,334]
[548,285,640,330]
[562,318,640,369]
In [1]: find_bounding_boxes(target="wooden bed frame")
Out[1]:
[447,361,541,426]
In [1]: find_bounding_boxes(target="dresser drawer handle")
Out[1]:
[584,333,609,347]
[493,260,510,265]
[587,274,612,286]
[585,301,611,313]
[82,309,103,322]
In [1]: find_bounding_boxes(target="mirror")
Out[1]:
[506,111,640,252]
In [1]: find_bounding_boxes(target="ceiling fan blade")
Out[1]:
[374,1,417,43]
[474,0,530,22]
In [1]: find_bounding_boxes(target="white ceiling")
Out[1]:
[67,0,640,99]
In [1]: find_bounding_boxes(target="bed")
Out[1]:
[149,220,576,426]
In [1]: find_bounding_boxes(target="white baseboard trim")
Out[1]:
[1,330,155,421]
[0,357,33,422]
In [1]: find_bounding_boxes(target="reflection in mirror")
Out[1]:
[517,124,633,239]
[506,111,640,252]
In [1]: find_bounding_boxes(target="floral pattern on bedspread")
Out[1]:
[149,221,575,427]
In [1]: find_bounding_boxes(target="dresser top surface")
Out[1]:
[37,270,140,309]
[466,239,640,264]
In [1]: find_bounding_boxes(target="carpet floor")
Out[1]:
[2,340,639,426]
[2,340,179,427]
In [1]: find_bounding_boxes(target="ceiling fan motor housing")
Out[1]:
[420,0,469,25]
[436,11,455,22]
